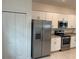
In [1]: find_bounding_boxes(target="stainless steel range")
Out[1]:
[55,30,71,51]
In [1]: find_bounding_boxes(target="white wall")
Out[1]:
[32,2,76,15]
[2,0,32,59]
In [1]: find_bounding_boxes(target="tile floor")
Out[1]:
[40,48,76,59]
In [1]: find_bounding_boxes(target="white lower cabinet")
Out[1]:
[51,37,61,52]
[70,36,76,48]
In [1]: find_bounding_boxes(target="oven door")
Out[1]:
[62,36,70,45]
[61,36,71,50]
[62,37,70,45]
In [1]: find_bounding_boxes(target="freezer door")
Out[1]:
[42,20,52,56]
[31,20,42,58]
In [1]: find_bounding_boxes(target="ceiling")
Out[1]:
[32,0,76,9]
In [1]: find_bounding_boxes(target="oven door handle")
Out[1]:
[62,37,70,38]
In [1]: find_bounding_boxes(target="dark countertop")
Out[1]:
[51,35,61,38]
[52,28,76,30]
[51,33,76,38]
[65,33,76,36]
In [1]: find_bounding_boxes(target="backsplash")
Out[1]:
[64,28,76,34]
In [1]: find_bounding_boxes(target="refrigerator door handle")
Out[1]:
[35,33,41,40]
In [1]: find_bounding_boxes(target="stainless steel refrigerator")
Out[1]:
[31,19,52,59]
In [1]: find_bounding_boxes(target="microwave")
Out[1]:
[58,21,68,29]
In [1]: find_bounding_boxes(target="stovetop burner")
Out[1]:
[54,30,70,37]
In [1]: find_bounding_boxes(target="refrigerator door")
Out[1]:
[31,20,42,58]
[42,20,52,56]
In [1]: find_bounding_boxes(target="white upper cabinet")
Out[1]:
[52,13,59,28]
[32,11,76,28]
[46,13,53,21]
[32,11,46,20]
[2,0,32,13]
[57,14,65,21]
[39,12,46,20]
[56,14,76,28]
[67,15,76,28]
[32,11,40,19]
[46,13,53,27]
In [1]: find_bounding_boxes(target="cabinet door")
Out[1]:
[46,13,53,27]
[2,12,16,59]
[70,36,76,48]
[2,0,32,12]
[67,15,71,28]
[2,12,28,59]
[51,37,61,52]
[51,38,55,52]
[52,13,59,28]
[46,13,53,21]
[15,14,27,59]
[67,15,76,28]
[40,12,46,20]
[57,14,65,21]
[72,15,76,28]
[32,11,40,19]
[54,38,61,51]
[32,11,46,20]
[71,15,76,28]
